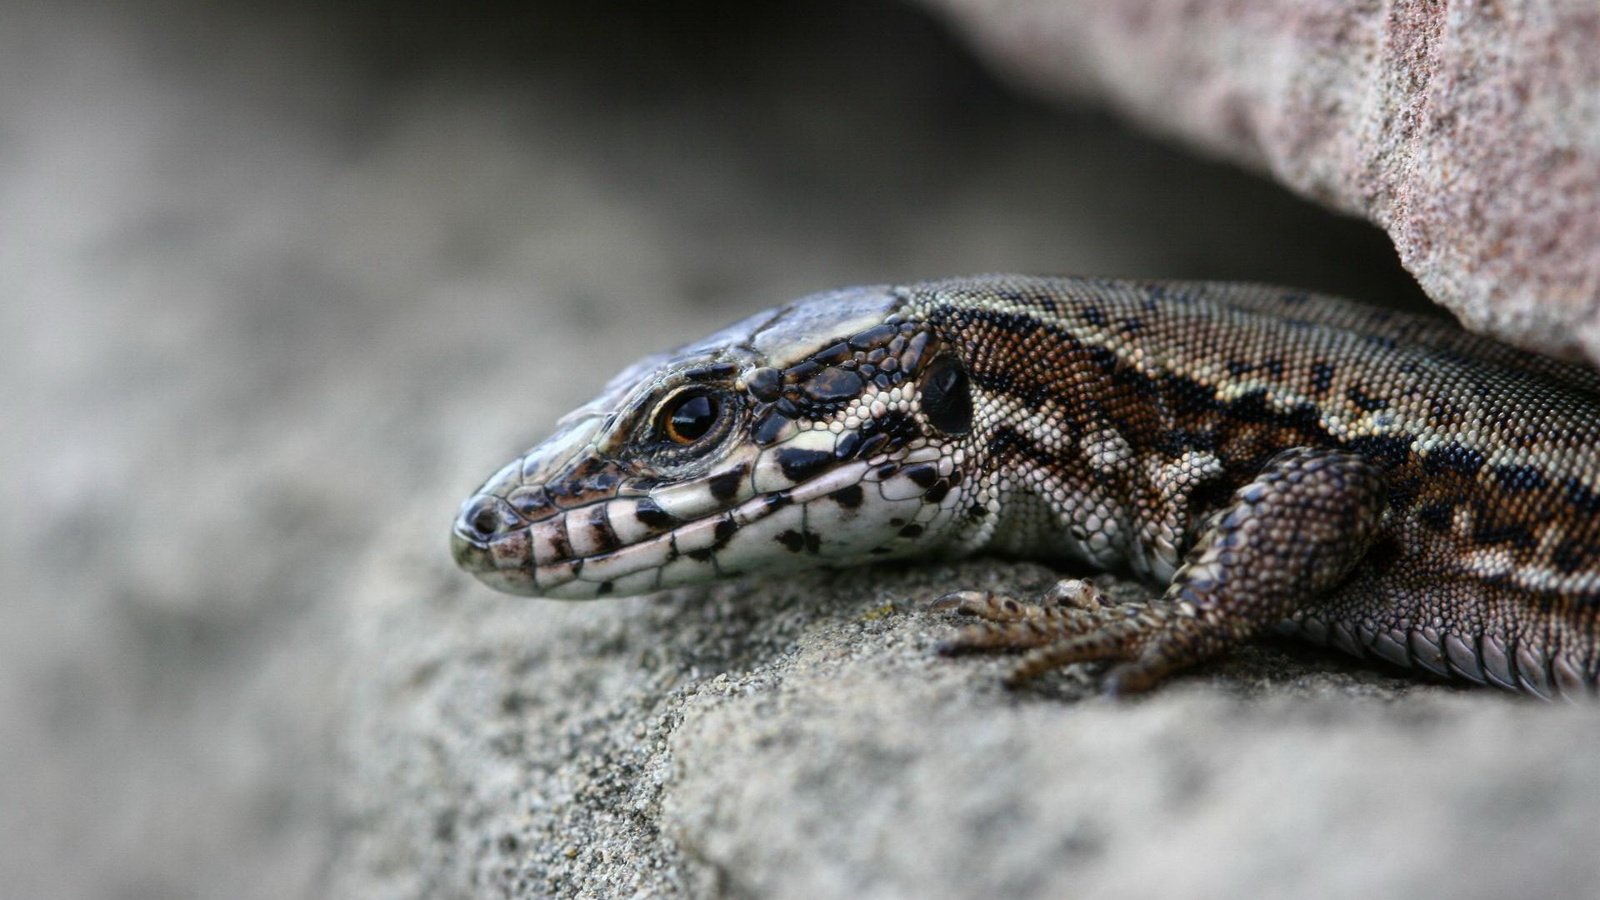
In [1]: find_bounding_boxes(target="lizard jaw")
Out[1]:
[453,453,954,599]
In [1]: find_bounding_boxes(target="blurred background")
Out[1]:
[3,1,1432,897]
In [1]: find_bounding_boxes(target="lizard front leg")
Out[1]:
[938,447,1389,694]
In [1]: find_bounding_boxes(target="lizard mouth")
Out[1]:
[452,451,949,599]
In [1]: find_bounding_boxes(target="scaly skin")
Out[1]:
[452,277,1600,697]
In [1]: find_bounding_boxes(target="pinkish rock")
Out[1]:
[921,0,1600,363]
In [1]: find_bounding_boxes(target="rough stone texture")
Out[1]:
[920,0,1600,364]
[6,2,1597,899]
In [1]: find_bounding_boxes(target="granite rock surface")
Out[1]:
[923,0,1600,363]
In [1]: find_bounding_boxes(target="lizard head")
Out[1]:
[451,285,981,598]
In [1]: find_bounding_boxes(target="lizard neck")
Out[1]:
[908,281,1231,586]
[906,356,1155,581]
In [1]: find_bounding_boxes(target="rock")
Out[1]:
[342,548,1600,898]
[12,3,1600,899]
[919,0,1600,363]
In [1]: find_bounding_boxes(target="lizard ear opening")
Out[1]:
[919,355,972,436]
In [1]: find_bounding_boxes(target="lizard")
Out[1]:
[450,276,1600,698]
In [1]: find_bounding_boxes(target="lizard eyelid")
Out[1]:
[639,385,742,466]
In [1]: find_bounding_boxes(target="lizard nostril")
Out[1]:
[460,496,511,540]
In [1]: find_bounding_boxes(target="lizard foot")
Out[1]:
[933,449,1390,695]
[932,581,1196,694]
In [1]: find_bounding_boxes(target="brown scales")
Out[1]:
[910,277,1600,697]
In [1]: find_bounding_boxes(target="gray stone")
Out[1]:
[922,0,1600,363]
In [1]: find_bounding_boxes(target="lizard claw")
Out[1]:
[925,590,988,614]
[929,589,1048,623]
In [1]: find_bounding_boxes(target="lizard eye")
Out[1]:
[919,355,972,435]
[658,390,722,445]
